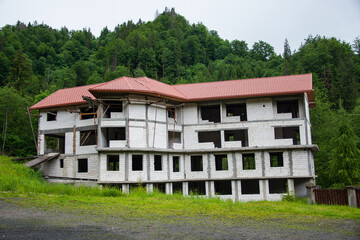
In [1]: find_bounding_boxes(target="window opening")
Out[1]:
[173,156,180,172]
[242,153,255,170]
[215,154,228,171]
[224,130,248,147]
[78,158,88,173]
[172,182,182,194]
[214,180,232,195]
[270,152,284,167]
[107,155,120,171]
[168,131,181,148]
[80,130,96,146]
[47,111,57,121]
[269,179,287,194]
[154,155,162,171]
[200,105,220,123]
[107,127,125,141]
[80,106,97,120]
[153,183,166,193]
[168,107,175,119]
[191,155,203,171]
[103,101,123,118]
[132,155,143,171]
[226,103,247,121]
[241,179,260,194]
[277,100,298,118]
[188,181,206,195]
[45,134,65,154]
[198,131,221,148]
[274,126,300,145]
[60,159,64,168]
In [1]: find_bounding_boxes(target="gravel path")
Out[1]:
[0,199,359,240]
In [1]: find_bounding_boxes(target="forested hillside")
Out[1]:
[0,9,359,187]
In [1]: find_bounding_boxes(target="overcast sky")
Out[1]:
[0,0,359,54]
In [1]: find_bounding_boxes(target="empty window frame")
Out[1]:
[45,134,65,154]
[274,126,300,145]
[47,111,57,121]
[277,100,299,118]
[103,101,123,118]
[80,106,97,120]
[214,180,232,195]
[268,179,287,194]
[188,181,206,195]
[168,107,176,119]
[173,156,180,172]
[153,183,166,193]
[226,103,247,121]
[200,105,221,123]
[198,131,221,148]
[154,155,162,171]
[78,158,88,173]
[80,130,97,146]
[107,155,120,171]
[241,179,260,194]
[168,131,181,148]
[191,155,203,171]
[224,130,248,147]
[60,159,64,168]
[270,152,284,167]
[132,155,143,171]
[172,182,182,194]
[215,154,228,171]
[242,153,255,170]
[107,127,126,141]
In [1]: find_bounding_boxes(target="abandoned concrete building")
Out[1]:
[29,73,317,201]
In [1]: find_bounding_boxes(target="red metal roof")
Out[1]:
[29,83,102,110]
[30,74,313,110]
[89,76,187,100]
[174,74,313,101]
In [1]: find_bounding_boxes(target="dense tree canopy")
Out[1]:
[0,9,359,187]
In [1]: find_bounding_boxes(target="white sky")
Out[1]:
[0,0,359,54]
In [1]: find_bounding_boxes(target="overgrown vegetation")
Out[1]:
[1,156,359,223]
[0,8,359,188]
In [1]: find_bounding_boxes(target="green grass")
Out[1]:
[1,155,359,224]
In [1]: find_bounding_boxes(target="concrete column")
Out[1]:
[347,186,359,208]
[146,183,153,193]
[183,182,188,196]
[166,183,171,194]
[305,183,316,205]
[207,181,214,197]
[122,184,129,194]
[232,180,238,202]
[262,180,268,200]
[287,178,294,193]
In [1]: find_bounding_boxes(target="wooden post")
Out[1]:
[73,125,76,155]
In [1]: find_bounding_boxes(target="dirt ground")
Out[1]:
[0,199,359,240]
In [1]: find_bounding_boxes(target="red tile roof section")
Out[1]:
[89,76,187,100]
[29,83,102,110]
[174,74,313,100]
[30,74,313,110]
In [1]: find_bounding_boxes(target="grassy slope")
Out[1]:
[0,155,359,225]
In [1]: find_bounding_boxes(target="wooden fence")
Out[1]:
[356,189,360,208]
[313,189,348,206]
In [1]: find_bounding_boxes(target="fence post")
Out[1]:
[306,183,316,205]
[346,186,359,208]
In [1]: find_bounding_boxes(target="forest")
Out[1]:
[0,8,359,188]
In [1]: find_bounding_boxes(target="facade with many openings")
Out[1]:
[30,74,317,201]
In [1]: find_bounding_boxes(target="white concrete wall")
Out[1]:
[149,154,168,181]
[39,109,75,131]
[246,98,273,121]
[99,153,126,182]
[128,153,148,182]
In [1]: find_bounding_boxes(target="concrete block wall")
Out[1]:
[39,108,75,131]
[99,153,126,182]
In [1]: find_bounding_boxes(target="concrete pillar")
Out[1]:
[262,180,268,200]
[183,182,189,196]
[166,183,171,194]
[305,183,316,205]
[287,179,295,193]
[122,184,129,194]
[146,183,153,193]
[207,181,214,197]
[347,186,359,208]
